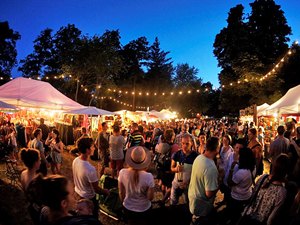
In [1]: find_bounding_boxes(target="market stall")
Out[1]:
[258,84,300,124]
[0,77,85,145]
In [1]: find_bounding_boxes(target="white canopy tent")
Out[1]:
[0,77,84,110]
[263,84,300,116]
[66,106,113,116]
[257,103,270,116]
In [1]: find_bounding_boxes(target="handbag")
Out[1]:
[237,174,269,225]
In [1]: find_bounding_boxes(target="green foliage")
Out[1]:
[213,0,292,114]
[0,21,20,84]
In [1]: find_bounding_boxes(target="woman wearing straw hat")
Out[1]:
[118,146,154,225]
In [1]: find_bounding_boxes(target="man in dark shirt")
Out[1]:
[38,118,49,143]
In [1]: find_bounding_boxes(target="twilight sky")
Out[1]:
[1,0,299,88]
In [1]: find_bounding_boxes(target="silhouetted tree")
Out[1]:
[0,21,20,84]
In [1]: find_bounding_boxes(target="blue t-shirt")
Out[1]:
[172,149,198,165]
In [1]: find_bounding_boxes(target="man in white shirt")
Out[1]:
[72,138,108,218]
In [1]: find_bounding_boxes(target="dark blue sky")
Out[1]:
[1,0,299,87]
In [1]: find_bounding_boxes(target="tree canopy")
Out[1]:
[0,21,20,84]
[213,0,292,114]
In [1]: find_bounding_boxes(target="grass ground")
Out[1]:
[0,147,270,225]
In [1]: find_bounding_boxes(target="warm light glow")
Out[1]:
[273,113,278,118]
[188,90,191,94]
[179,91,182,95]
[139,92,142,95]
[170,92,173,95]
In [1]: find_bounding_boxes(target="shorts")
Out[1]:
[110,159,123,171]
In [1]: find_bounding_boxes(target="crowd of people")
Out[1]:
[0,116,300,225]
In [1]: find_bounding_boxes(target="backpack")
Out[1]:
[154,143,172,172]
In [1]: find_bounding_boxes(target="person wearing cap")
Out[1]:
[118,146,154,225]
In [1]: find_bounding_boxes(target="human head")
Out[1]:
[20,148,40,170]
[76,199,93,216]
[121,129,128,137]
[276,125,285,136]
[271,153,289,181]
[138,125,144,134]
[125,146,151,170]
[164,129,175,143]
[222,134,232,147]
[234,138,246,156]
[181,133,193,152]
[181,124,189,133]
[41,175,74,213]
[77,138,94,155]
[238,147,255,171]
[40,118,45,124]
[33,128,42,139]
[131,123,139,132]
[248,128,257,141]
[113,125,120,134]
[52,128,60,139]
[101,122,108,131]
[205,136,220,154]
[198,132,206,145]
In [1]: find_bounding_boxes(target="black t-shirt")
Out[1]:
[53,215,102,225]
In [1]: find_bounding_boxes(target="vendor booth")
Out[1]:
[0,77,85,145]
[260,84,300,123]
[65,106,114,140]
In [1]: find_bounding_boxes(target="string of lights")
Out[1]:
[1,41,298,107]
[98,96,155,109]
[221,41,298,88]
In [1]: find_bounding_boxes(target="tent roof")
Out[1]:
[66,106,113,115]
[265,84,300,114]
[0,77,84,110]
[257,103,270,112]
[0,100,18,110]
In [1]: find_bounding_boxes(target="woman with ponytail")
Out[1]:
[118,146,154,225]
